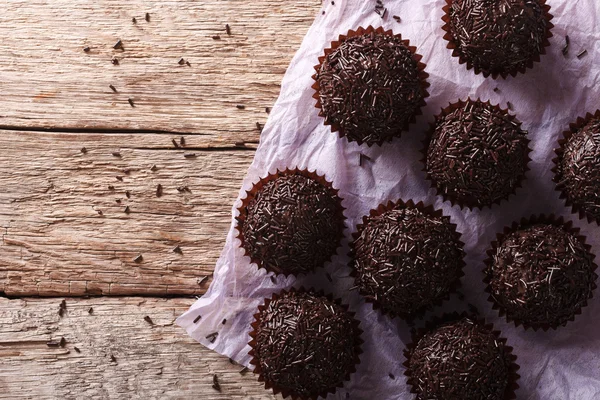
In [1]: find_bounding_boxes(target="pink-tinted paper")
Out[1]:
[177,0,600,398]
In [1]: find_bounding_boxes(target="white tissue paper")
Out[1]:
[177,0,600,398]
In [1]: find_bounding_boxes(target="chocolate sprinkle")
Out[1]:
[445,0,551,78]
[352,201,464,318]
[487,223,596,328]
[562,35,570,56]
[239,170,344,276]
[557,116,600,221]
[315,29,427,145]
[407,317,512,400]
[193,315,202,323]
[426,99,529,208]
[251,290,361,398]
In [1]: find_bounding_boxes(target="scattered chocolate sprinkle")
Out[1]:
[97,210,103,215]
[185,61,191,67]
[562,35,570,56]
[265,107,271,114]
[125,191,131,199]
[88,307,93,314]
[81,147,87,154]
[156,184,163,197]
[58,308,65,317]
[183,153,196,158]
[115,199,121,204]
[221,318,227,325]
[393,15,401,22]
[150,164,158,172]
[322,11,325,15]
[407,317,512,400]
[116,176,123,181]
[193,315,202,323]
[133,254,143,263]
[506,101,513,110]
[74,346,81,353]
[445,0,551,78]
[178,57,185,65]
[577,49,588,59]
[109,84,117,92]
[225,24,231,35]
[180,136,185,146]
[128,98,134,107]
[352,201,464,318]
[47,340,60,348]
[426,99,530,208]
[239,171,345,276]
[493,87,500,93]
[487,222,596,328]
[236,104,245,109]
[108,185,115,190]
[59,337,66,347]
[332,1,335,4]
[113,39,123,50]
[145,12,150,22]
[388,373,395,380]
[316,29,426,145]
[256,122,262,131]
[251,290,361,398]
[83,46,90,53]
[112,151,121,157]
[111,58,119,65]
[172,245,182,254]
[132,17,137,24]
[212,35,221,40]
[212,374,221,391]
[206,332,218,343]
[110,355,117,362]
[124,206,131,214]
[144,316,154,325]
[60,300,66,310]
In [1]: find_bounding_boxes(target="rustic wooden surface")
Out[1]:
[0,297,277,399]
[0,0,319,397]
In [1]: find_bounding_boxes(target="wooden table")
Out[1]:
[0,1,318,397]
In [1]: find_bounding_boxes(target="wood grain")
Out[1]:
[0,130,254,297]
[0,296,277,399]
[0,0,318,144]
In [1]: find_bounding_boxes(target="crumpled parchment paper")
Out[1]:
[177,0,600,398]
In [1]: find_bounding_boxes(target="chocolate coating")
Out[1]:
[408,317,512,400]
[426,100,529,208]
[252,290,360,398]
[352,202,463,318]
[446,0,550,77]
[488,223,596,328]
[240,172,344,276]
[317,31,425,145]
[557,118,600,221]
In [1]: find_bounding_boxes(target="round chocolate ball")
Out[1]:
[250,290,361,399]
[407,317,514,400]
[316,29,427,145]
[487,223,596,329]
[238,171,344,276]
[557,117,600,222]
[445,0,551,78]
[426,99,529,208]
[352,201,464,318]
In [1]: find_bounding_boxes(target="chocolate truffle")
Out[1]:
[314,26,428,146]
[249,290,362,399]
[442,0,552,78]
[237,169,345,276]
[405,317,516,400]
[351,200,464,318]
[425,99,530,209]
[555,115,600,223]
[486,221,597,329]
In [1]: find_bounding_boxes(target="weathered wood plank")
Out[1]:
[0,296,276,399]
[0,0,318,144]
[0,130,253,297]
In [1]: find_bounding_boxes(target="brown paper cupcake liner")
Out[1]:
[441,0,554,79]
[311,25,430,147]
[235,167,346,277]
[248,287,363,400]
[402,312,521,400]
[348,198,466,320]
[483,214,598,331]
[552,110,600,225]
[421,98,532,210]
